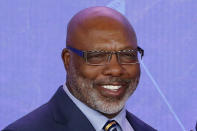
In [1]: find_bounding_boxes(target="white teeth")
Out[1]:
[102,85,121,90]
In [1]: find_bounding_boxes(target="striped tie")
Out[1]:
[103,120,122,131]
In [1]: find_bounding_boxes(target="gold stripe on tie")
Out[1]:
[105,121,116,131]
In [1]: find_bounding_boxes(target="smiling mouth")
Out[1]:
[102,85,122,91]
[97,84,126,98]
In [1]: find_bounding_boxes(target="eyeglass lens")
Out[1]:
[86,51,141,65]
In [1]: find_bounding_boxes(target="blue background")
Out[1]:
[0,0,197,130]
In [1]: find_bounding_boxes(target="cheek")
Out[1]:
[78,64,102,79]
[74,56,102,80]
[124,64,140,78]
[78,64,140,80]
[71,55,101,80]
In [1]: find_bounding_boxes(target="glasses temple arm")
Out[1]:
[66,46,84,57]
[137,46,144,58]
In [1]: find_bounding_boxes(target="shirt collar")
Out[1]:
[63,83,127,131]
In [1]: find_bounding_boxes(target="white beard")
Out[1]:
[66,61,139,114]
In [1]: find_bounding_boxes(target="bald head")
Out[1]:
[66,6,137,49]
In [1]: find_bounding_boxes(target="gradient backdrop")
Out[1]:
[0,0,197,130]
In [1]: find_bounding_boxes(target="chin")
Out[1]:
[95,101,125,115]
[85,89,131,115]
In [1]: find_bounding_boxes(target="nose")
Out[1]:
[102,54,124,77]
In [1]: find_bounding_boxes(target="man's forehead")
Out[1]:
[69,27,136,49]
[83,42,136,51]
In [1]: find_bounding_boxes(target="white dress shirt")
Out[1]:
[63,84,134,131]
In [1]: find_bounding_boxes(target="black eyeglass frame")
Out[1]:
[66,45,144,65]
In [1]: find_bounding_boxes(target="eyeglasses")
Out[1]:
[66,45,144,66]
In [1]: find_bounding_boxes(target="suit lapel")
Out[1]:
[126,110,156,131]
[48,86,95,131]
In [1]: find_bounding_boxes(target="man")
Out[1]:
[3,6,156,131]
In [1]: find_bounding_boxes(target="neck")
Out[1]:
[100,110,121,119]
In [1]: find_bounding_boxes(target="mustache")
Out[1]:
[93,77,132,85]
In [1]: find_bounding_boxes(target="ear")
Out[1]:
[61,48,70,71]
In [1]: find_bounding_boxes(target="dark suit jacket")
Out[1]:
[3,86,156,131]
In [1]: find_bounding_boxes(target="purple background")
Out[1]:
[0,0,197,130]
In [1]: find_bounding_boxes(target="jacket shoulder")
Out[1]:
[2,103,55,131]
